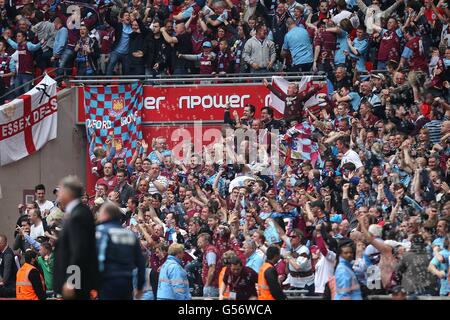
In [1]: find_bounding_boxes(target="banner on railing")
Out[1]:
[0,74,57,166]
[77,80,326,124]
[84,83,143,164]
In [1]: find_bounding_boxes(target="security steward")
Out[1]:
[16,250,46,300]
[96,202,146,300]
[257,246,287,300]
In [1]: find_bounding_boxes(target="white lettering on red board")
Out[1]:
[143,94,251,110]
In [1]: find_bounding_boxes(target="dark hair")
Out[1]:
[16,31,27,40]
[261,106,274,117]
[229,256,243,266]
[255,23,266,33]
[336,136,350,149]
[120,9,129,18]
[266,245,280,261]
[245,104,256,114]
[41,242,53,253]
[35,184,46,192]
[34,10,44,22]
[116,168,127,176]
[24,250,37,263]
[151,193,163,202]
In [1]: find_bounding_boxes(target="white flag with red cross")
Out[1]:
[0,74,58,166]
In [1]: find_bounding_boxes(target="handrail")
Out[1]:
[0,67,67,101]
[69,72,328,85]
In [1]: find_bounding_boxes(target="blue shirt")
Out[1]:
[351,38,368,71]
[246,251,264,273]
[283,26,313,65]
[115,24,132,54]
[348,91,361,112]
[147,149,172,164]
[432,237,446,251]
[430,249,450,296]
[334,30,349,65]
[53,27,68,56]
[334,257,362,300]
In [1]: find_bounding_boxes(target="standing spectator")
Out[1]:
[346,25,369,72]
[0,39,14,103]
[54,176,99,300]
[51,17,68,72]
[157,243,191,300]
[257,245,287,300]
[4,30,41,94]
[398,27,429,103]
[34,184,54,217]
[114,168,136,208]
[29,208,45,240]
[395,234,437,296]
[74,23,99,76]
[281,228,315,295]
[242,24,276,74]
[0,234,17,298]
[96,203,145,300]
[178,41,217,75]
[128,19,147,75]
[96,162,118,194]
[105,9,132,75]
[31,10,55,70]
[311,20,337,77]
[37,242,55,294]
[144,19,170,76]
[282,18,313,72]
[197,232,221,297]
[161,22,193,75]
[15,250,46,300]
[243,240,264,273]
[428,236,450,297]
[372,17,402,70]
[333,239,362,300]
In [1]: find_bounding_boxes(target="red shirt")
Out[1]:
[313,31,337,62]
[377,29,402,62]
[96,176,118,194]
[222,266,258,300]
[405,36,428,73]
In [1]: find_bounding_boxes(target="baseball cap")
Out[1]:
[370,73,385,82]
[202,41,212,48]
[330,214,343,224]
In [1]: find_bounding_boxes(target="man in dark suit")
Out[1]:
[0,234,18,297]
[53,175,99,300]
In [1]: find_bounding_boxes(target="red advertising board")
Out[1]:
[77,84,280,124]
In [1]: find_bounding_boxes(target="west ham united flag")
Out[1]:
[83,83,143,163]
[0,74,58,166]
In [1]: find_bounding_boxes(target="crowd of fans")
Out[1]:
[1,0,450,301]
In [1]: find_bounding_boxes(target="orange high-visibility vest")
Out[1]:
[16,263,45,300]
[257,262,275,300]
[219,266,230,299]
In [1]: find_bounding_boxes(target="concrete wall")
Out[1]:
[0,87,86,241]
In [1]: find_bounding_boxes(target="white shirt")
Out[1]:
[282,244,315,288]
[341,149,363,169]
[148,175,168,195]
[36,200,54,213]
[30,221,45,239]
[314,250,336,294]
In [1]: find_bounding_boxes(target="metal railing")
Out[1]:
[0,67,68,102]
[69,71,328,86]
